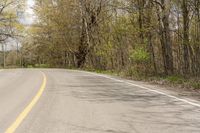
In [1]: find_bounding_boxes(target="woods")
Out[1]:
[7,0,200,78]
[0,0,24,67]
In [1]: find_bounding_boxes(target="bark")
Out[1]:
[182,0,191,75]
[156,0,174,75]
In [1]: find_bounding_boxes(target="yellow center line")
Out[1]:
[5,71,47,133]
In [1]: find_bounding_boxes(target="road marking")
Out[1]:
[5,71,47,133]
[81,71,200,108]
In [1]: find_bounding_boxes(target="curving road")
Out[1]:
[0,69,200,133]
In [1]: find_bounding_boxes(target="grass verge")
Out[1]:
[83,68,200,90]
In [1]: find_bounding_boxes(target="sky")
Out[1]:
[0,0,35,51]
[24,0,35,25]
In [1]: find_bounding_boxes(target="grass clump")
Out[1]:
[165,75,186,84]
[35,64,50,68]
[190,82,200,89]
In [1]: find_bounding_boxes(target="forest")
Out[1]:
[1,0,200,81]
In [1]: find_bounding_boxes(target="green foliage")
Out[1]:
[19,0,200,90]
[165,75,186,84]
[115,16,131,33]
[124,67,138,77]
[35,64,50,68]
[130,48,150,63]
[27,65,34,68]
[96,41,114,57]
[191,82,200,89]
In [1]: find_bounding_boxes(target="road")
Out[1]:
[0,69,200,133]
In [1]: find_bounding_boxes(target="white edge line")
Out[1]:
[77,70,200,108]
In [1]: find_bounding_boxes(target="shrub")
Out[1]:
[130,48,150,63]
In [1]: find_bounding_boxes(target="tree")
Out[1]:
[21,0,200,77]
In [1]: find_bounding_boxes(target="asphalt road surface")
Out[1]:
[0,69,200,133]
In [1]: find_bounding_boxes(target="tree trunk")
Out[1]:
[182,0,191,75]
[156,0,174,75]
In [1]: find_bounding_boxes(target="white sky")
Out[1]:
[24,0,35,25]
[0,0,36,51]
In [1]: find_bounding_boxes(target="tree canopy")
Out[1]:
[3,0,200,77]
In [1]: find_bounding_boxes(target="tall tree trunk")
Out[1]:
[137,0,145,44]
[147,0,157,74]
[156,0,174,75]
[182,0,191,75]
[76,20,88,68]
